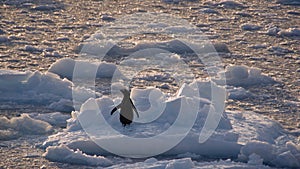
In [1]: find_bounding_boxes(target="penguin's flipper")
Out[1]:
[130,99,139,118]
[110,107,118,115]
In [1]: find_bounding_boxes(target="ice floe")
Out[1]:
[0,36,10,43]
[0,58,120,110]
[217,1,246,9]
[41,78,300,167]
[0,70,72,105]
[268,46,294,55]
[266,27,281,36]
[214,65,276,87]
[227,86,254,100]
[0,114,53,140]
[48,58,119,80]
[199,8,219,14]
[241,24,262,31]
[278,28,300,37]
[30,112,70,127]
[43,144,112,167]
[277,0,300,5]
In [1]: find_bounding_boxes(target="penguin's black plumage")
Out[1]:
[111,89,139,127]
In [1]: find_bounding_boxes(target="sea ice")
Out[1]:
[41,79,300,168]
[0,114,53,140]
[30,112,70,127]
[48,58,119,80]
[241,24,262,31]
[0,65,101,110]
[278,28,300,37]
[239,140,300,168]
[24,45,43,53]
[101,14,116,21]
[214,65,276,87]
[266,27,280,36]
[31,5,56,11]
[0,35,9,43]
[227,86,254,100]
[217,1,246,9]
[162,0,180,4]
[43,144,112,166]
[199,8,219,14]
[0,70,72,104]
[48,98,74,112]
[277,0,300,5]
[268,46,294,55]
[0,28,6,34]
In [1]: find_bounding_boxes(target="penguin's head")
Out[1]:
[120,89,130,96]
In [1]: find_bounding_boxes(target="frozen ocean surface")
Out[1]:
[0,7,299,168]
[0,37,299,168]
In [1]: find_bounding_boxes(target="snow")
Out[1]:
[0,61,298,168]
[239,140,300,168]
[1,10,298,168]
[0,70,72,105]
[107,157,272,169]
[268,46,293,55]
[162,0,180,4]
[241,24,262,31]
[55,37,70,42]
[30,112,70,127]
[41,78,300,168]
[80,21,230,57]
[214,65,276,87]
[266,27,280,36]
[0,114,53,140]
[32,5,56,11]
[100,39,230,56]
[217,1,246,9]
[0,62,104,111]
[101,14,116,21]
[213,43,231,53]
[0,28,6,34]
[278,28,300,37]
[43,81,238,159]
[48,99,74,112]
[48,58,119,80]
[227,86,254,100]
[43,145,112,166]
[0,35,9,43]
[24,45,43,53]
[277,0,300,5]
[199,8,219,14]
[247,153,263,165]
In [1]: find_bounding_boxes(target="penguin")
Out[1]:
[111,89,139,127]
